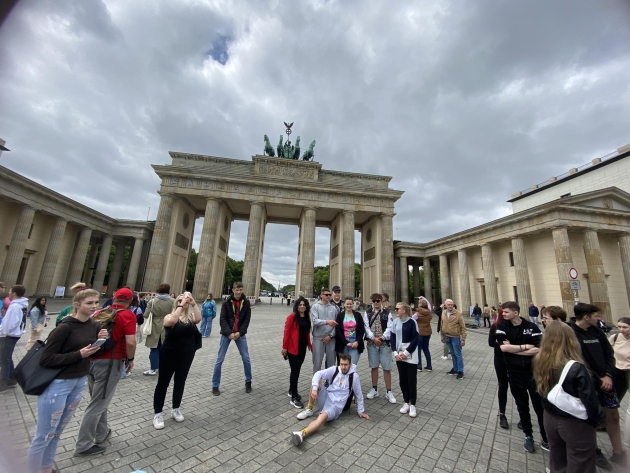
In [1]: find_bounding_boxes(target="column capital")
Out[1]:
[206,196,221,203]
[303,206,319,212]
[157,191,176,198]
[342,209,355,215]
[249,200,265,207]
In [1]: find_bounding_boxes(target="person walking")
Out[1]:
[363,294,396,403]
[533,322,604,473]
[153,293,201,429]
[488,309,511,429]
[282,297,312,409]
[310,288,338,373]
[25,296,47,350]
[440,299,466,379]
[143,284,176,376]
[491,306,498,324]
[472,303,482,328]
[482,304,491,328]
[200,293,216,338]
[392,302,419,417]
[122,295,144,378]
[415,301,432,372]
[610,317,630,412]
[436,303,450,360]
[334,297,365,365]
[0,285,28,392]
[529,302,540,327]
[26,285,106,473]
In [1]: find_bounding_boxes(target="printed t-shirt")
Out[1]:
[343,313,356,342]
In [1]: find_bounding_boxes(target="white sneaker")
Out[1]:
[440,356,448,360]
[385,391,397,404]
[291,431,304,446]
[366,388,379,399]
[143,369,157,376]
[409,405,417,418]
[171,408,184,422]
[153,413,164,430]
[400,403,410,414]
[297,408,314,420]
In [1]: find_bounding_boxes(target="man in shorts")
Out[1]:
[292,354,369,445]
[363,293,396,403]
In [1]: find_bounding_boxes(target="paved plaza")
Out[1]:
[1,299,627,473]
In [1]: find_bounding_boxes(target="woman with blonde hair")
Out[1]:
[143,283,176,376]
[533,322,604,473]
[391,302,419,418]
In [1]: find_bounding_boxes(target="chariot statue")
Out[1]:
[263,122,316,161]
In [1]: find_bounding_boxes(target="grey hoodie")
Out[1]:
[0,297,28,338]
[311,300,338,338]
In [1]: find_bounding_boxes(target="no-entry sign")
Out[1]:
[569,268,578,280]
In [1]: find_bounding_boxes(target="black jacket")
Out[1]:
[488,324,503,357]
[335,310,365,354]
[541,362,605,427]
[569,318,616,383]
[435,306,444,332]
[364,306,391,346]
[220,295,251,337]
[472,306,482,317]
[495,318,542,373]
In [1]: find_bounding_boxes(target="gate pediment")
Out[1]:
[253,156,321,182]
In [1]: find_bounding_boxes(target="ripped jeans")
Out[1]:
[27,377,86,472]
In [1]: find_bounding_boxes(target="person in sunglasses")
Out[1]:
[310,288,339,373]
[363,293,396,403]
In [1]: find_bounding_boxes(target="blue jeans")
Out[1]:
[0,336,19,382]
[149,338,161,370]
[27,377,86,472]
[446,337,464,373]
[342,346,360,365]
[200,316,214,337]
[212,335,252,387]
[418,335,432,368]
[474,315,480,326]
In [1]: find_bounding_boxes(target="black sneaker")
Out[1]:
[74,445,106,456]
[596,449,613,470]
[447,369,457,375]
[499,414,509,429]
[245,382,252,393]
[424,367,432,372]
[212,387,220,396]
[517,421,523,430]
[290,396,304,409]
[524,436,535,453]
[287,390,292,398]
[417,366,423,371]
[541,440,549,452]
[456,372,464,380]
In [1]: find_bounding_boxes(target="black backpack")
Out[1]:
[331,366,355,412]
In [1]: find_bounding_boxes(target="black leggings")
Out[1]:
[396,361,417,405]
[494,354,509,414]
[288,350,306,398]
[508,370,547,441]
[153,347,195,413]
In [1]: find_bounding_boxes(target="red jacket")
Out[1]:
[282,313,312,355]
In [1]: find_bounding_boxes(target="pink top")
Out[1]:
[1,297,10,317]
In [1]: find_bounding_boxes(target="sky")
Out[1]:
[1,0,630,289]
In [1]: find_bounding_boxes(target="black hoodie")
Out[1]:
[569,318,616,383]
[495,317,542,373]
[219,294,251,337]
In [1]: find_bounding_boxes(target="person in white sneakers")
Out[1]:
[363,293,396,404]
[391,302,420,418]
[292,354,369,445]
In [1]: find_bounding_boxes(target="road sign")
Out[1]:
[570,280,581,290]
[569,268,578,280]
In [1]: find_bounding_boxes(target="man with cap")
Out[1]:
[75,288,137,456]
[331,286,344,313]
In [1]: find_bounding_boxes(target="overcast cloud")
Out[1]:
[1,0,630,288]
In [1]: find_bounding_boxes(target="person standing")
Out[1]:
[143,284,176,376]
[0,285,27,392]
[200,293,216,338]
[212,281,252,395]
[436,303,450,360]
[491,306,498,324]
[282,297,312,409]
[0,282,5,325]
[310,288,338,373]
[529,302,539,327]
[472,303,482,328]
[334,297,365,365]
[541,305,567,329]
[287,292,292,307]
[363,294,396,403]
[488,309,511,429]
[330,286,344,313]
[392,302,419,417]
[415,301,432,372]
[440,299,466,379]
[609,317,630,408]
[26,296,47,350]
[482,304,491,328]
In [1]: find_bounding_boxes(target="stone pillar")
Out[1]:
[0,205,36,288]
[412,263,420,302]
[192,198,221,300]
[481,244,499,311]
[66,228,93,287]
[583,230,612,323]
[512,237,533,317]
[242,202,265,298]
[458,249,471,315]
[381,213,395,298]
[423,257,432,302]
[431,260,439,303]
[106,240,126,295]
[399,256,409,303]
[125,238,145,291]
[299,207,317,298]
[552,227,575,317]
[143,193,175,291]
[92,235,113,294]
[83,242,99,284]
[619,234,630,309]
[439,254,451,301]
[342,210,356,297]
[35,218,68,295]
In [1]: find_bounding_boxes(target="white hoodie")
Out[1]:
[312,364,365,414]
[0,297,28,338]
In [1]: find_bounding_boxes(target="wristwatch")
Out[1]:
[126,357,134,362]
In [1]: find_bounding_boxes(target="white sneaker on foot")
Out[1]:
[153,413,164,430]
[400,403,410,414]
[385,391,397,404]
[409,405,417,418]
[291,431,304,446]
[171,408,184,422]
[297,408,314,420]
[143,369,157,376]
[366,388,379,399]
[440,355,448,360]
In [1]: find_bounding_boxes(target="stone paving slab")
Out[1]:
[0,299,627,472]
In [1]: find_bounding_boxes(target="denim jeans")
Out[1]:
[27,377,86,472]
[342,346,360,365]
[149,338,161,370]
[212,335,252,387]
[0,336,19,382]
[418,335,432,368]
[446,336,464,373]
[474,315,480,326]
[199,316,214,337]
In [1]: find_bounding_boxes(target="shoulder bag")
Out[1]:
[547,360,588,420]
[13,340,63,395]
[142,299,155,336]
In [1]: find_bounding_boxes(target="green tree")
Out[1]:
[224,256,244,293]
[355,263,361,296]
[313,265,330,295]
[260,277,276,292]
[280,284,295,293]
[186,248,198,291]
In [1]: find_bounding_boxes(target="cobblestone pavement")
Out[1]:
[1,299,627,472]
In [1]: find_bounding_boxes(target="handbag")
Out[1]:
[547,360,588,420]
[194,326,202,350]
[142,300,154,336]
[13,340,63,395]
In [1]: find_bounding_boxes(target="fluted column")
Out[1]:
[423,257,432,302]
[0,205,36,288]
[552,227,575,317]
[341,210,356,297]
[300,208,317,298]
[92,235,113,293]
[242,202,265,298]
[583,230,612,324]
[35,218,67,295]
[619,234,630,309]
[106,240,126,295]
[381,213,395,299]
[66,228,93,286]
[143,193,176,291]
[83,242,99,284]
[481,244,499,310]
[399,256,409,303]
[412,263,420,301]
[458,249,471,315]
[192,198,221,300]
[125,238,144,291]
[512,237,533,317]
[439,254,451,302]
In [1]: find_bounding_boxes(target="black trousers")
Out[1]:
[493,354,509,414]
[396,361,418,405]
[544,410,597,473]
[287,350,306,398]
[483,316,491,327]
[153,346,195,413]
[508,370,547,441]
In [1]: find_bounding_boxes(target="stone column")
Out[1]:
[423,257,432,302]
[552,227,575,317]
[35,218,68,295]
[619,234,630,309]
[399,256,409,303]
[66,228,93,287]
[481,244,499,310]
[583,230,612,323]
[512,237,533,317]
[92,235,113,293]
[458,249,471,315]
[0,205,36,288]
[342,210,355,297]
[143,193,175,291]
[412,263,420,301]
[381,213,395,298]
[242,202,265,298]
[300,207,317,298]
[431,260,439,303]
[192,198,221,300]
[439,254,451,301]
[83,242,99,284]
[125,238,145,291]
[106,240,126,295]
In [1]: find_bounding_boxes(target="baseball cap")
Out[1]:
[114,287,133,301]
[332,286,341,292]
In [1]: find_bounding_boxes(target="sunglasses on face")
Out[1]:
[372,300,381,303]
[322,293,331,297]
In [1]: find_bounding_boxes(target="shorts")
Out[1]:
[367,344,392,371]
[613,368,629,403]
[317,386,343,422]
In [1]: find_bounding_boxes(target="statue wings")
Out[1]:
[284,121,294,129]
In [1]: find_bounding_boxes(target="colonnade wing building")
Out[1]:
[395,142,630,324]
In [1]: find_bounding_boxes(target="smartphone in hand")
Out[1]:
[92,338,107,347]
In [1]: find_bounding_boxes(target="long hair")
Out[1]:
[70,282,100,317]
[533,322,585,396]
[292,297,311,330]
[29,296,47,315]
